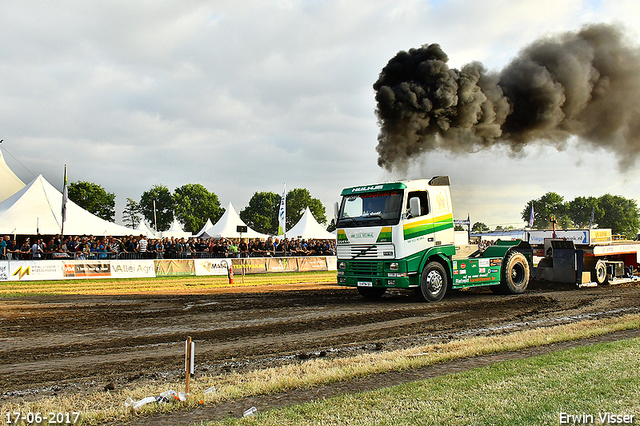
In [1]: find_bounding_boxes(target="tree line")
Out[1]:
[469,192,640,238]
[68,181,327,235]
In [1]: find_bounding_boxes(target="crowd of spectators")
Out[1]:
[0,234,336,260]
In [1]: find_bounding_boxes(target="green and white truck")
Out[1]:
[335,176,532,301]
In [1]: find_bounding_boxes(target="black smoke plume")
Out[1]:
[374,24,640,171]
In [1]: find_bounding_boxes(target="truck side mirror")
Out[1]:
[409,197,421,218]
[334,202,339,219]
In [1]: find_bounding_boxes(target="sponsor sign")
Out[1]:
[195,258,231,276]
[527,229,612,245]
[155,259,195,276]
[110,260,156,278]
[298,256,328,272]
[231,258,267,274]
[265,257,297,273]
[10,260,63,281]
[326,256,337,271]
[589,229,612,244]
[0,262,9,281]
[64,262,111,278]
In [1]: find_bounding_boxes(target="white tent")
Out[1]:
[195,218,214,238]
[279,207,336,240]
[199,202,268,239]
[0,174,135,236]
[161,219,192,239]
[0,149,26,203]
[136,221,158,238]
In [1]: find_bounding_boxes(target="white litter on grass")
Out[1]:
[203,386,217,394]
[243,406,258,417]
[125,389,189,412]
[125,396,156,412]
[157,389,178,402]
[174,391,188,402]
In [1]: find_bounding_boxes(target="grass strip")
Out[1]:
[3,313,640,425]
[213,337,640,425]
[0,271,337,296]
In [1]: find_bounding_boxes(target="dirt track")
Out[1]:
[2,280,640,408]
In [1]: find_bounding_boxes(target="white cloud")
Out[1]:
[0,0,639,227]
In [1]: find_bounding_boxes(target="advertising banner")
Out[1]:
[297,256,328,272]
[265,257,297,273]
[0,261,8,281]
[326,256,337,271]
[231,258,267,274]
[8,260,64,281]
[64,262,111,278]
[154,259,195,276]
[194,258,231,276]
[110,260,156,278]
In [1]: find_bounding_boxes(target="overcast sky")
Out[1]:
[1,0,639,229]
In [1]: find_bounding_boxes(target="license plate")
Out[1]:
[357,281,373,287]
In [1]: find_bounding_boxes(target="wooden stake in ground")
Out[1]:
[185,336,194,395]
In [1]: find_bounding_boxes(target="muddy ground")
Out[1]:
[2,279,640,423]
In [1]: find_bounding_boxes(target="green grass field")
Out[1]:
[209,337,640,426]
[0,271,337,296]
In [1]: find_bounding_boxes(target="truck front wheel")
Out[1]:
[415,261,448,302]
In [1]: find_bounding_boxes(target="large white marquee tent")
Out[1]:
[197,202,268,239]
[0,174,135,236]
[279,207,336,240]
[161,219,192,239]
[0,150,25,203]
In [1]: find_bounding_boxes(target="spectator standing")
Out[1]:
[137,235,148,258]
[0,236,7,259]
[20,239,30,259]
[32,238,43,259]
[238,238,249,258]
[6,238,18,260]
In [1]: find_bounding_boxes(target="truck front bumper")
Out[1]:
[337,259,417,289]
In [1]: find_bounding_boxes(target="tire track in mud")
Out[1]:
[1,282,638,400]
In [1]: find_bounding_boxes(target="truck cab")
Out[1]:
[336,176,531,301]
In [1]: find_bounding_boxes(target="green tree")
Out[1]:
[472,222,490,232]
[122,198,141,229]
[597,194,640,238]
[239,191,280,235]
[140,185,174,232]
[286,188,327,230]
[566,196,600,229]
[454,224,465,231]
[522,192,571,230]
[173,184,224,233]
[68,181,116,222]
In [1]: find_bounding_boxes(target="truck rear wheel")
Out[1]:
[592,260,608,285]
[357,286,387,300]
[415,261,447,302]
[494,251,530,294]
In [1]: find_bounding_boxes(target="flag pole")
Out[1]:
[61,164,68,238]
[278,184,286,237]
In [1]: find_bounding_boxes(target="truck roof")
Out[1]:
[340,176,450,196]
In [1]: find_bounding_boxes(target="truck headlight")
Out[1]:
[389,262,399,270]
[338,261,346,270]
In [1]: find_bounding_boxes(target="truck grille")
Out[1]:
[337,244,395,260]
[349,261,383,275]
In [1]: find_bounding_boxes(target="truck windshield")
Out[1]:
[337,190,403,227]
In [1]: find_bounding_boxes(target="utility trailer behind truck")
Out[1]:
[335,176,533,301]
[526,229,640,286]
